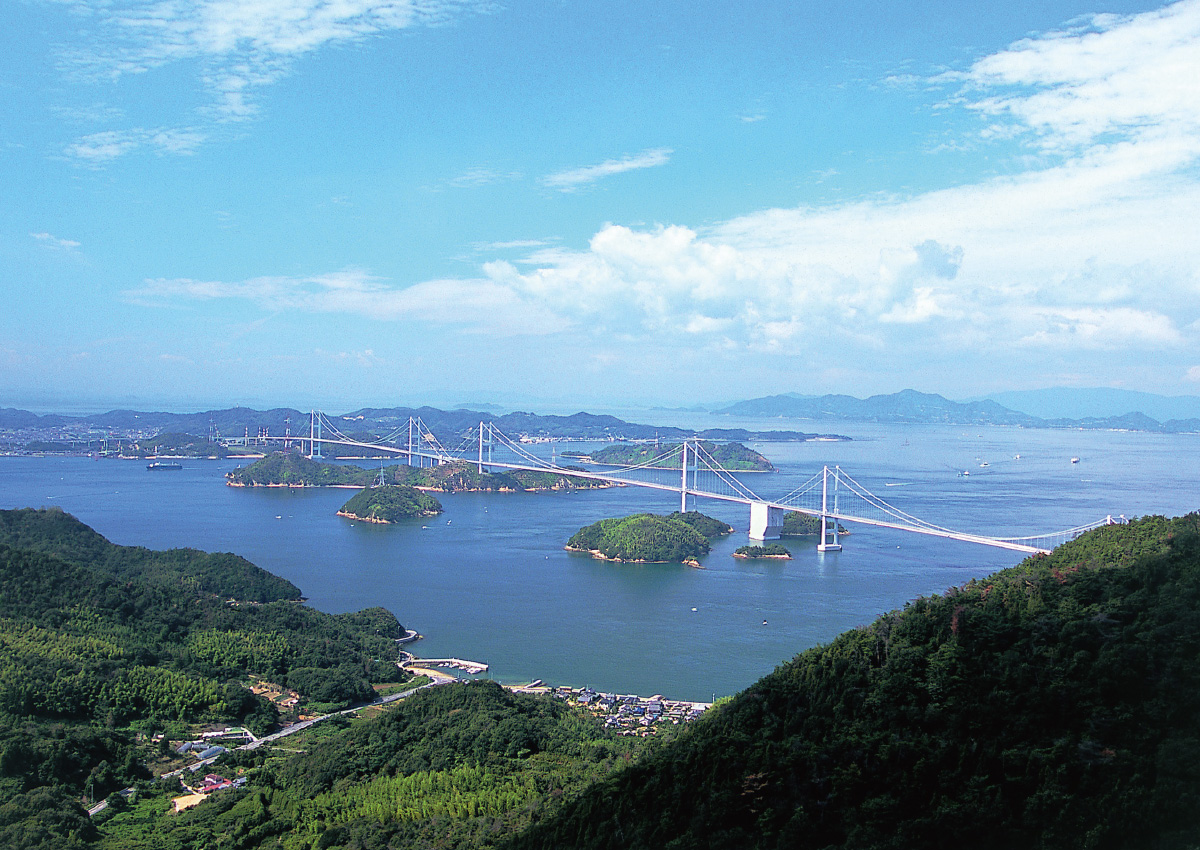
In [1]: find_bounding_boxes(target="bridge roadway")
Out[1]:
[302,436,1055,554]
[475,459,1051,554]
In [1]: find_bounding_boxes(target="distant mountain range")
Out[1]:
[5,387,1199,443]
[714,389,1200,433]
[0,405,843,446]
[982,387,1200,422]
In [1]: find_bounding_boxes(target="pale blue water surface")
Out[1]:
[2,417,1197,702]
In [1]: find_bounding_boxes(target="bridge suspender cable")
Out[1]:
[298,414,1119,554]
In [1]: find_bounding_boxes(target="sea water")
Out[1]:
[2,419,1197,702]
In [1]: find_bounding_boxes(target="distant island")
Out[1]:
[0,404,850,457]
[584,441,774,471]
[781,512,849,536]
[226,453,613,492]
[566,511,734,565]
[338,486,443,523]
[733,543,792,559]
[713,388,1200,433]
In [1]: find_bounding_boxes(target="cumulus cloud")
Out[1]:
[128,2,1200,378]
[952,0,1200,154]
[542,148,673,191]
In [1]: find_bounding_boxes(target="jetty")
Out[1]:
[416,658,489,674]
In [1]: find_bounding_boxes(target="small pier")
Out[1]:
[408,657,489,674]
[422,658,489,674]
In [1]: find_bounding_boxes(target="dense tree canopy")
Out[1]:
[512,514,1200,850]
[0,508,409,806]
[587,441,774,471]
[227,453,609,492]
[566,512,733,563]
[338,485,443,523]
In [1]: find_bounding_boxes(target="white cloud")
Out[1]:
[542,148,673,192]
[51,0,483,159]
[474,239,550,251]
[31,232,81,250]
[953,0,1200,154]
[125,2,1200,385]
[124,267,564,335]
[65,127,205,163]
[448,167,522,188]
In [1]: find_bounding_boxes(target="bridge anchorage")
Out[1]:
[297,411,1123,556]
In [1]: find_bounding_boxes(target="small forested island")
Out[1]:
[132,432,237,458]
[585,440,774,471]
[337,485,443,523]
[566,511,734,564]
[781,510,849,536]
[226,452,612,492]
[733,543,792,559]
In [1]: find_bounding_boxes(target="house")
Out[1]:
[199,774,233,793]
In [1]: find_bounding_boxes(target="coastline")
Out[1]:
[337,509,440,524]
[564,545,704,568]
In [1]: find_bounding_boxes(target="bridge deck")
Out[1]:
[299,429,1104,555]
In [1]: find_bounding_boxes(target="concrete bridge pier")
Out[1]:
[749,502,784,540]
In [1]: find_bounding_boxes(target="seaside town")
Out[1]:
[147,669,712,816]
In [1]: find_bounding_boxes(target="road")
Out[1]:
[88,678,444,816]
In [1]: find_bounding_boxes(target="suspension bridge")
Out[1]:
[287,411,1121,556]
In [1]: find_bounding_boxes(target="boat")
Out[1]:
[1071,457,1080,464]
[146,461,183,470]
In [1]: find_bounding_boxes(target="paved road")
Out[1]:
[89,678,445,816]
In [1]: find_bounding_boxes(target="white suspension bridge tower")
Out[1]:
[289,411,1121,555]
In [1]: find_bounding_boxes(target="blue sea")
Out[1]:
[2,416,1196,702]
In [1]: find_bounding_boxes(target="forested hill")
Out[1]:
[586,441,774,471]
[509,514,1200,850]
[228,453,612,492]
[0,508,412,846]
[0,507,299,603]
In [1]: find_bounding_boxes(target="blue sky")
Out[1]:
[2,0,1198,412]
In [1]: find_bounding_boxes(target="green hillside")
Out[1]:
[781,511,848,536]
[226,452,374,486]
[227,453,610,492]
[133,432,229,458]
[509,514,1200,850]
[0,507,299,603]
[587,441,774,471]
[566,511,734,563]
[6,504,1200,850]
[0,508,411,847]
[338,485,443,522]
[93,681,659,850]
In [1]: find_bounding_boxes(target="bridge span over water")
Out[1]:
[293,411,1120,556]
